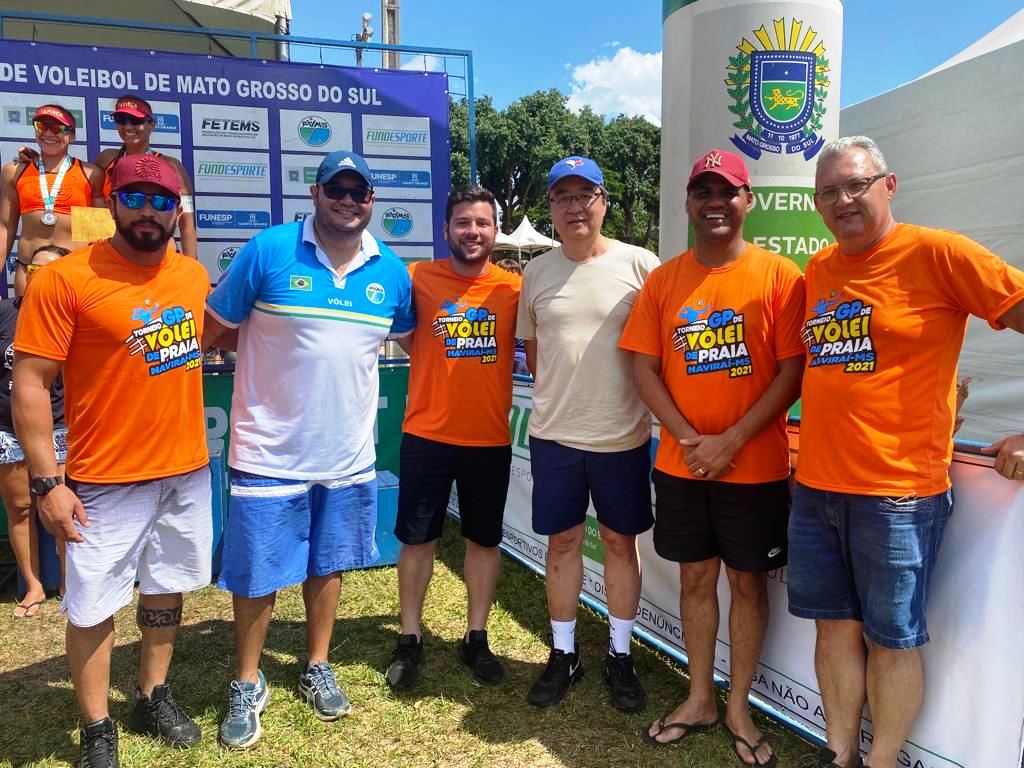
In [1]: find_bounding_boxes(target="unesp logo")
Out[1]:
[724,19,830,161]
[381,207,413,238]
[298,115,331,147]
[218,247,238,273]
[366,282,386,305]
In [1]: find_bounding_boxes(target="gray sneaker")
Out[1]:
[219,669,270,749]
[298,661,351,721]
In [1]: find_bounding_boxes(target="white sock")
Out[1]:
[551,619,576,653]
[608,614,634,655]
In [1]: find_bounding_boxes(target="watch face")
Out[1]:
[31,476,60,494]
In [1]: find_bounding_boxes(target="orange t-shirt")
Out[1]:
[403,259,521,446]
[619,244,805,483]
[15,240,210,483]
[798,223,1024,496]
[16,158,92,214]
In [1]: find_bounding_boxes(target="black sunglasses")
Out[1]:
[114,114,149,126]
[321,185,373,203]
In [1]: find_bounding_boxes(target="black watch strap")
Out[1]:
[29,476,63,497]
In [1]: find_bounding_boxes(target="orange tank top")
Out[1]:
[16,158,92,215]
[103,148,162,199]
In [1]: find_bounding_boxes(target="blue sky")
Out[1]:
[289,1,1022,122]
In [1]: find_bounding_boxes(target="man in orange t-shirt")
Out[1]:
[384,186,520,692]
[13,154,210,768]
[620,149,804,766]
[789,136,1024,768]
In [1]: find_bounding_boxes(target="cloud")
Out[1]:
[566,47,662,126]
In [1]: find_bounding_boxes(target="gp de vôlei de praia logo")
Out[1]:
[802,294,875,373]
[298,115,331,147]
[432,299,498,364]
[673,303,752,378]
[124,302,202,376]
[724,18,830,161]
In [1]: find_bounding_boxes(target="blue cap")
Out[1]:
[316,150,373,187]
[548,156,604,190]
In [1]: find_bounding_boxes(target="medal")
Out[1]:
[37,156,71,228]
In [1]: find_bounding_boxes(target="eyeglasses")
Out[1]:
[114,114,149,126]
[548,189,604,209]
[814,174,887,205]
[321,185,373,203]
[33,120,70,136]
[115,191,179,212]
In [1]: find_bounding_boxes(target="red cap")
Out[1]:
[113,97,152,120]
[33,105,75,128]
[687,149,750,190]
[110,154,180,197]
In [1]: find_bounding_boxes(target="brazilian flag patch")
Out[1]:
[289,275,312,291]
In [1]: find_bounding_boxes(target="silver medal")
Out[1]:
[41,211,57,226]
[37,156,71,229]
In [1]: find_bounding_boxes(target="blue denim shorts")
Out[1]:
[217,467,379,598]
[529,436,653,537]
[0,428,67,465]
[786,482,952,649]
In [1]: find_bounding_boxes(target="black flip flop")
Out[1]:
[722,723,777,768]
[12,599,45,619]
[640,714,719,746]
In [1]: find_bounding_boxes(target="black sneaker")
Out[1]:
[798,748,864,768]
[79,717,118,768]
[124,683,201,748]
[458,630,504,685]
[604,651,646,712]
[385,633,423,691]
[527,642,583,707]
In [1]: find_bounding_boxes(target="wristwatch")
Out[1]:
[29,476,63,497]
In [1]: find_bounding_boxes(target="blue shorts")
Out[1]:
[217,467,379,598]
[0,428,67,465]
[529,436,653,536]
[786,482,953,649]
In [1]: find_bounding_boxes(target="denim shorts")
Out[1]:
[786,482,953,649]
[0,428,67,465]
[529,436,653,536]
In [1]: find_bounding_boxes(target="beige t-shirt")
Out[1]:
[517,239,660,452]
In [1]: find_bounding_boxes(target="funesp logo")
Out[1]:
[381,207,413,238]
[298,115,331,147]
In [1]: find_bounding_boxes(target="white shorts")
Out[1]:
[63,465,212,628]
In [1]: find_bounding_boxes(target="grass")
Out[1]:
[0,525,815,767]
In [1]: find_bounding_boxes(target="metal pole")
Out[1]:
[274,15,290,61]
[467,54,478,184]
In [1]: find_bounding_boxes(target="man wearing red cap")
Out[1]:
[13,153,211,767]
[0,104,104,297]
[621,149,805,767]
[96,95,198,258]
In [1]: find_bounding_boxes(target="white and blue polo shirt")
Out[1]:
[207,218,414,480]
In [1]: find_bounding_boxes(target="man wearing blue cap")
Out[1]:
[517,156,660,711]
[204,150,414,749]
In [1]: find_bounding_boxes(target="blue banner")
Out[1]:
[0,40,451,284]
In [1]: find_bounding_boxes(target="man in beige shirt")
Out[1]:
[517,156,660,712]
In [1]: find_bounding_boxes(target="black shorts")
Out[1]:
[396,432,511,547]
[652,469,790,572]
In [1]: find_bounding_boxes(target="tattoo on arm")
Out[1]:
[136,603,183,628]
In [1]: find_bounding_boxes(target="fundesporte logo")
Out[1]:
[724,19,830,161]
[298,115,331,147]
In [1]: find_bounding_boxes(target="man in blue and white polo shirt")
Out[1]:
[204,150,414,749]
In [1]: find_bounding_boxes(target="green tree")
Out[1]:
[598,115,661,251]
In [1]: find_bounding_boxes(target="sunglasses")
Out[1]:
[114,114,149,126]
[33,120,70,136]
[115,191,179,212]
[321,185,373,203]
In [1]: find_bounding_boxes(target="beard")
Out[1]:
[115,216,174,252]
[448,234,493,265]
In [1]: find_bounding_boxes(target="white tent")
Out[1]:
[493,215,559,257]
[840,11,1024,443]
